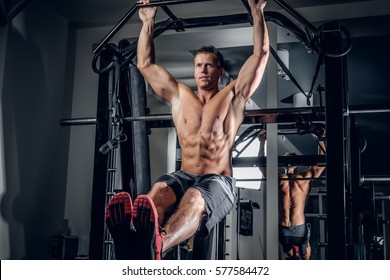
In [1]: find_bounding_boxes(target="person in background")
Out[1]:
[258,128,326,259]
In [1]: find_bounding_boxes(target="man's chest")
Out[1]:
[176,102,231,135]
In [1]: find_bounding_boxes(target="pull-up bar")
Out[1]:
[273,0,317,34]
[92,0,213,55]
[93,0,322,56]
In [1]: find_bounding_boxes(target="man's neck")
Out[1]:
[197,88,219,104]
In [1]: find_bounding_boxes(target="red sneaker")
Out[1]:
[105,192,137,259]
[132,195,163,260]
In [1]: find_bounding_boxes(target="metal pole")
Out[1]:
[376,196,390,201]
[382,200,389,259]
[125,63,151,196]
[245,106,323,116]
[265,21,279,260]
[236,177,326,181]
[60,118,96,126]
[89,50,112,260]
[232,155,326,167]
[273,0,317,33]
[350,116,362,259]
[323,21,349,260]
[348,104,390,115]
[361,176,390,183]
[318,193,326,259]
[60,107,325,126]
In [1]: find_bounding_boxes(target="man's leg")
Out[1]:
[148,182,177,225]
[131,182,178,259]
[161,188,206,252]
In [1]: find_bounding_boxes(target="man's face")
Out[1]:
[194,52,224,91]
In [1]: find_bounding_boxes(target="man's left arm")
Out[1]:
[311,137,326,178]
[234,0,269,102]
[303,135,326,178]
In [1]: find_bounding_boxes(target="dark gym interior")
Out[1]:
[1,0,390,260]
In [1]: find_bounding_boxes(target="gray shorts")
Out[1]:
[279,223,311,253]
[155,170,236,237]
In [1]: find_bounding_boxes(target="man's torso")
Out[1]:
[172,84,244,176]
[279,173,311,226]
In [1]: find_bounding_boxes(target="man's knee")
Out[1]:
[148,182,177,208]
[181,188,205,212]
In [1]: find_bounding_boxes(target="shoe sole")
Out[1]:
[105,192,136,259]
[133,195,162,260]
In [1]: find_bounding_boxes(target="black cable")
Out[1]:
[305,54,324,106]
[270,46,307,98]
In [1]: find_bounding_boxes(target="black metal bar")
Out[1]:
[120,12,250,60]
[348,104,390,114]
[93,4,138,55]
[125,63,151,196]
[265,11,309,49]
[89,50,112,260]
[273,0,317,33]
[244,107,325,125]
[246,106,323,116]
[236,188,241,260]
[179,11,310,48]
[217,218,226,260]
[160,6,184,31]
[60,107,325,129]
[192,228,214,259]
[60,118,96,126]
[123,114,173,122]
[361,176,390,183]
[121,19,175,63]
[60,104,390,129]
[305,214,327,220]
[161,5,179,21]
[120,10,311,59]
[233,155,326,167]
[236,177,327,181]
[92,0,212,54]
[240,0,252,24]
[350,116,362,259]
[375,196,390,201]
[120,13,249,61]
[323,21,349,260]
[180,13,250,29]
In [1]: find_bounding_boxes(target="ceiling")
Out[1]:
[46,0,390,177]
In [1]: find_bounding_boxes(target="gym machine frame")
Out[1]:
[90,0,331,260]
[60,0,390,259]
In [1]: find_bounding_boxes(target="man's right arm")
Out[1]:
[136,1,180,105]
